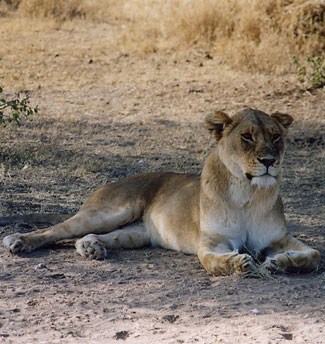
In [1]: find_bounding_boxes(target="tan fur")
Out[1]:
[3,108,320,276]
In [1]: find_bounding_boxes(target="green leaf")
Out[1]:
[12,113,19,121]
[0,89,39,126]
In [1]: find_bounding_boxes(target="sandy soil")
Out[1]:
[0,20,324,344]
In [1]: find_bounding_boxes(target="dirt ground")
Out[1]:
[0,20,324,344]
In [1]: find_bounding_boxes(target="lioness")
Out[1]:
[3,108,320,275]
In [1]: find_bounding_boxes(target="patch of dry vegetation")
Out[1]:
[1,0,324,72]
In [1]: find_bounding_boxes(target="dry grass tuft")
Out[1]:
[17,0,86,20]
[1,0,324,73]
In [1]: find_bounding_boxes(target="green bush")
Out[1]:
[293,56,325,90]
[0,87,39,125]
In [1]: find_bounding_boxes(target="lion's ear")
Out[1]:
[271,112,294,129]
[205,111,233,141]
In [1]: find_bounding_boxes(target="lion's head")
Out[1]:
[205,108,293,188]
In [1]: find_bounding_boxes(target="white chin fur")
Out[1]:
[251,175,277,188]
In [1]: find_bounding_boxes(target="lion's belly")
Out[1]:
[143,175,201,255]
[144,211,200,254]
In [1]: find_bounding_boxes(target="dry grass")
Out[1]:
[0,0,324,73]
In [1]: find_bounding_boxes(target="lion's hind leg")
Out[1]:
[75,223,150,259]
[3,204,143,254]
[3,213,87,254]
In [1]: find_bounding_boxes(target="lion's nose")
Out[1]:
[257,157,276,167]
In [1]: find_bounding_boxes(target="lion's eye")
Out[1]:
[241,133,254,143]
[272,134,280,143]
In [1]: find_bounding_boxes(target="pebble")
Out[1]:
[163,314,179,323]
[114,331,129,340]
[35,263,47,270]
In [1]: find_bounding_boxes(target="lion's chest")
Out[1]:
[229,179,253,208]
[215,181,282,251]
[234,215,279,252]
[203,206,282,252]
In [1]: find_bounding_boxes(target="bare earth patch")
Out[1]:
[0,21,324,344]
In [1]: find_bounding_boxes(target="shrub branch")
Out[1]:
[0,87,39,125]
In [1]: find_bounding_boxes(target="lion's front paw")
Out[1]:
[201,251,257,276]
[231,253,257,275]
[75,234,108,260]
[256,258,280,276]
[3,233,32,253]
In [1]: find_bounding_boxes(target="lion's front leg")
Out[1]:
[198,237,257,276]
[261,235,320,273]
